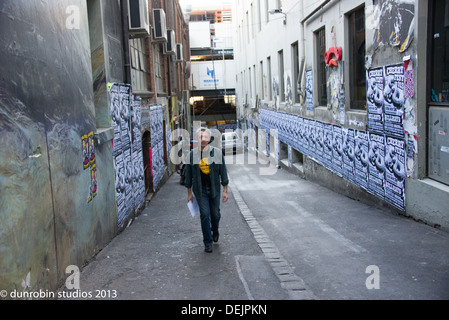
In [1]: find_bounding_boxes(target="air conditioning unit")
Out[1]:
[176,43,183,62]
[153,9,167,42]
[128,0,150,37]
[164,29,176,55]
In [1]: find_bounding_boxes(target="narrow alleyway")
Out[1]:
[75,166,290,300]
[74,151,449,302]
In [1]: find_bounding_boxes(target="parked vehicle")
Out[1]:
[221,132,244,155]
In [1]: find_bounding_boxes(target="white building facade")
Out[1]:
[234,0,449,231]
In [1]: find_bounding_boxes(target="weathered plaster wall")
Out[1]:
[0,0,118,292]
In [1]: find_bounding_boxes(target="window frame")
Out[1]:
[346,5,366,110]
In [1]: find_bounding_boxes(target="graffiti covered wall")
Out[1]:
[0,0,120,292]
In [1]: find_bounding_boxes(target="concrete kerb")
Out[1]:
[228,180,318,300]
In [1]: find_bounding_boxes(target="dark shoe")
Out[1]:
[213,231,219,243]
[204,245,213,253]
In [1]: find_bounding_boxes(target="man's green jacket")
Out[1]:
[184,146,229,199]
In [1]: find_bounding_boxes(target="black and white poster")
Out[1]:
[332,125,343,176]
[132,96,145,210]
[295,116,304,154]
[367,67,385,134]
[323,123,334,170]
[342,128,355,183]
[354,130,369,190]
[305,118,315,159]
[384,135,406,210]
[150,105,165,192]
[384,63,405,138]
[368,132,386,199]
[315,120,324,165]
[108,83,122,155]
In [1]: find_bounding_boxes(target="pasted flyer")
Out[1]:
[383,64,405,137]
[314,120,324,166]
[367,67,384,134]
[354,130,369,190]
[368,132,386,199]
[332,125,343,176]
[323,123,334,170]
[384,135,406,211]
[342,128,355,183]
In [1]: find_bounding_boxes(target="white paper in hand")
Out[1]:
[187,196,200,218]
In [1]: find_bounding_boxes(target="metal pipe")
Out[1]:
[120,0,131,84]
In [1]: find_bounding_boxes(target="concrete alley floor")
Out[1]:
[73,151,449,302]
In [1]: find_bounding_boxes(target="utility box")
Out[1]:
[429,106,449,186]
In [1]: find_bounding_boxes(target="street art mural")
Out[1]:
[82,131,97,203]
[371,0,415,52]
[259,63,408,211]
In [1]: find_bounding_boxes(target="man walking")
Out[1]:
[185,128,229,253]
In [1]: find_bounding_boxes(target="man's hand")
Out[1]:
[222,191,228,203]
[187,189,193,203]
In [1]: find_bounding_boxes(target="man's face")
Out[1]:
[199,131,210,149]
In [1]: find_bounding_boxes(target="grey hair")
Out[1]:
[196,127,211,139]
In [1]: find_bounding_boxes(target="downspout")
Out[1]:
[121,0,131,84]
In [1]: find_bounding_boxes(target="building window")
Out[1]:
[130,38,148,92]
[278,50,285,102]
[248,67,253,98]
[315,27,326,106]
[348,6,366,110]
[253,64,257,99]
[291,41,300,103]
[267,56,272,101]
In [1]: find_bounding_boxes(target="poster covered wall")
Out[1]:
[108,83,146,228]
[258,62,408,212]
[150,105,165,192]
